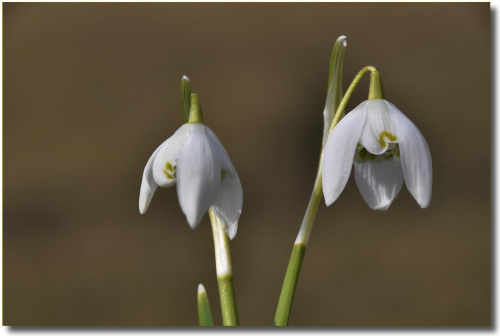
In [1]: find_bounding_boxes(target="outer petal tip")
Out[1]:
[139,203,147,215]
[414,179,432,209]
[417,196,431,209]
[185,211,204,229]
[370,202,391,211]
[139,182,153,214]
[323,191,337,207]
[226,221,238,240]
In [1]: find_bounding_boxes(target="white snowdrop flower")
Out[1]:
[139,95,242,239]
[322,99,432,210]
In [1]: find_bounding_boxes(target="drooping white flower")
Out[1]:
[139,123,242,239]
[322,99,432,210]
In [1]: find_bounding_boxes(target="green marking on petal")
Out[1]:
[354,143,401,164]
[378,131,397,148]
[164,162,176,179]
[221,169,228,182]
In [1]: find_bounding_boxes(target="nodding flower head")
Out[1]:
[139,94,242,239]
[322,99,432,210]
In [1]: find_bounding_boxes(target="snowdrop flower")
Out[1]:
[322,99,432,210]
[139,95,242,239]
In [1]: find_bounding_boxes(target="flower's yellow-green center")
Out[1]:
[163,164,228,181]
[378,131,397,147]
[354,131,400,164]
[164,162,176,179]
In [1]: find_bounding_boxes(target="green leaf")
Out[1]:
[197,284,214,326]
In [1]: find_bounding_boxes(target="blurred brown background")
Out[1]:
[3,3,490,327]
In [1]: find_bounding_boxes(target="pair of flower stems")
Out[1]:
[194,36,386,326]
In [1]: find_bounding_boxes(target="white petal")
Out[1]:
[177,124,221,228]
[211,168,243,240]
[204,126,235,176]
[359,100,398,155]
[322,105,368,206]
[139,139,169,214]
[205,126,242,239]
[152,124,192,188]
[354,159,404,210]
[388,103,432,208]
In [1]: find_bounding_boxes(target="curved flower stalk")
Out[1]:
[139,95,243,239]
[322,99,432,210]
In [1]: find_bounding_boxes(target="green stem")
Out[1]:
[294,172,323,247]
[274,175,321,326]
[208,209,239,326]
[274,65,378,326]
[329,66,377,134]
[217,275,238,326]
[274,243,306,326]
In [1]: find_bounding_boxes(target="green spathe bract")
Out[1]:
[323,35,347,146]
[188,93,203,124]
[181,75,191,123]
